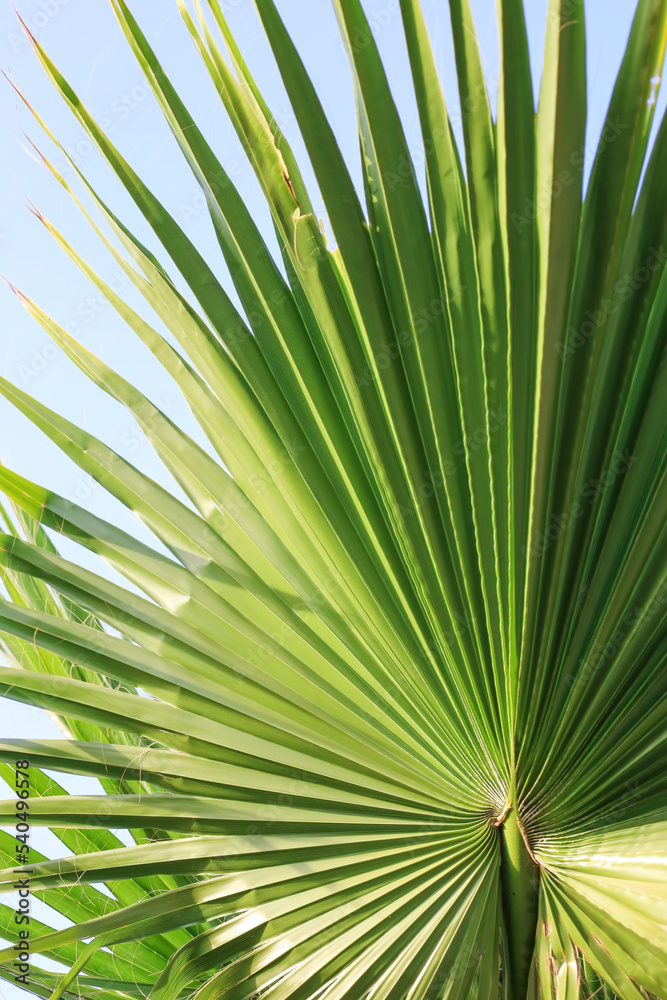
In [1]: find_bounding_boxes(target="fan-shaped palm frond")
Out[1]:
[0,0,666,998]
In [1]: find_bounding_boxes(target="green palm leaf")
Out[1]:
[0,1,665,997]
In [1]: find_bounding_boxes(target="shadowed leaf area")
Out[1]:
[0,0,666,997]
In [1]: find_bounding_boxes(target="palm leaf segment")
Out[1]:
[0,0,666,997]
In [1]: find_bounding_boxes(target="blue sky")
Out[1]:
[0,0,664,997]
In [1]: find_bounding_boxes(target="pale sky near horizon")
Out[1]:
[0,0,664,997]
